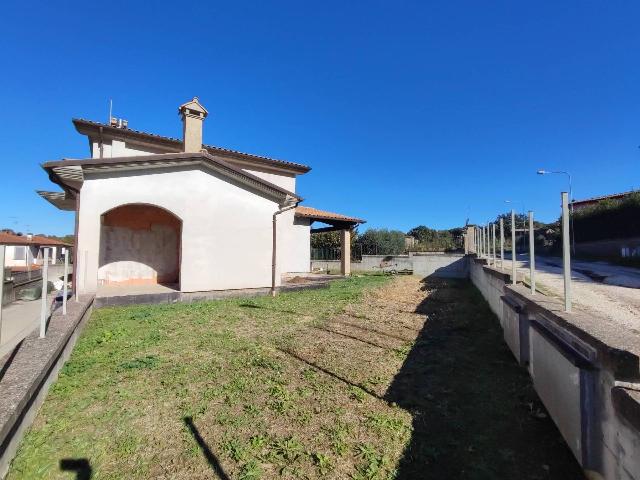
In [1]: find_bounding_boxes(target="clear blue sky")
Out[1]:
[1,1,638,236]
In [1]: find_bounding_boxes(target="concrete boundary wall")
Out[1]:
[469,257,640,480]
[311,253,469,278]
[0,296,94,478]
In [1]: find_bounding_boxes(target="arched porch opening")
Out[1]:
[98,204,182,290]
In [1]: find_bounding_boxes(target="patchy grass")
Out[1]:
[7,275,583,479]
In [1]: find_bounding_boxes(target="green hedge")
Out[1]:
[574,192,640,242]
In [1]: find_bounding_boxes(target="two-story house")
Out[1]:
[37,98,363,299]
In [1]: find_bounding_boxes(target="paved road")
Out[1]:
[0,265,66,358]
[501,254,640,332]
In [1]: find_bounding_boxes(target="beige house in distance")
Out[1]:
[0,232,70,269]
[38,98,363,299]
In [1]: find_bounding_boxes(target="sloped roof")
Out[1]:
[72,119,311,174]
[41,152,302,205]
[0,232,71,247]
[295,206,365,225]
[570,190,637,206]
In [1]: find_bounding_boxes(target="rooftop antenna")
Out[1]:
[108,99,113,124]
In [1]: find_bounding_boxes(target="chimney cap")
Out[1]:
[178,97,208,118]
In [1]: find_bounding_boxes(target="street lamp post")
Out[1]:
[537,169,575,255]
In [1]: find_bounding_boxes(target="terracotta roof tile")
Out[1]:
[295,206,365,224]
[0,232,71,246]
[72,119,311,173]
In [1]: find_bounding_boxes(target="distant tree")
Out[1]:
[406,225,464,252]
[310,229,358,249]
[407,225,438,243]
[492,212,540,236]
[356,228,405,255]
[59,234,75,245]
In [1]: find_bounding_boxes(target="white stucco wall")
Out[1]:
[3,245,41,268]
[244,168,296,192]
[3,246,25,268]
[76,165,307,293]
[91,139,171,158]
[90,141,297,192]
[277,211,311,274]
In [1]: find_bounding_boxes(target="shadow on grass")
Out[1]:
[183,416,231,480]
[239,302,302,316]
[385,278,585,480]
[310,325,397,351]
[59,458,92,480]
[331,318,414,342]
[277,347,385,401]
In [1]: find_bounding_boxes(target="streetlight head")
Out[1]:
[537,169,548,175]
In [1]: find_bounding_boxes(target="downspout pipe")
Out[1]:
[272,197,300,297]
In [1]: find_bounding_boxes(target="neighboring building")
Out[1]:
[570,190,637,212]
[38,98,363,296]
[567,190,640,258]
[0,232,70,269]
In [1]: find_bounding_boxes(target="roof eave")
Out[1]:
[71,118,312,175]
[42,153,302,204]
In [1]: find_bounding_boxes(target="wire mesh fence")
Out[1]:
[311,244,396,261]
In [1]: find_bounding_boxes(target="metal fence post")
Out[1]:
[529,211,535,295]
[487,224,496,267]
[499,218,504,271]
[492,223,496,266]
[473,228,477,254]
[562,192,572,312]
[475,228,478,255]
[484,223,491,265]
[40,248,49,338]
[486,225,490,264]
[484,226,487,258]
[485,224,490,261]
[511,209,516,285]
[83,250,88,297]
[63,248,69,315]
[483,226,487,258]
[0,245,5,345]
[473,228,476,254]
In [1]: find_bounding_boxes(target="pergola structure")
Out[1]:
[294,206,365,275]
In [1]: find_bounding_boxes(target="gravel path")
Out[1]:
[500,256,640,333]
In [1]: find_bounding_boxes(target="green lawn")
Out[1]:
[7,275,583,479]
[8,276,400,479]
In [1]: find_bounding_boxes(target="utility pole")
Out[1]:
[529,211,535,295]
[562,192,572,312]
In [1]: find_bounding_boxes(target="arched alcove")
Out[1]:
[98,204,181,288]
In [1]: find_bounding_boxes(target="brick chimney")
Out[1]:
[178,97,208,153]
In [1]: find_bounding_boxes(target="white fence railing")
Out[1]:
[471,191,572,312]
[0,246,73,352]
